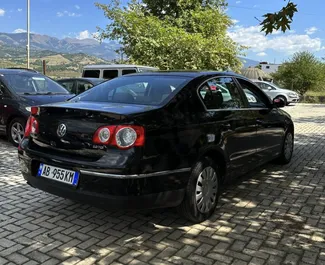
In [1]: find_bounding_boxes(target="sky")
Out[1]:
[0,0,324,64]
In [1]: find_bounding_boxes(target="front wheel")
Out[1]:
[8,118,26,147]
[276,95,288,106]
[178,157,221,223]
[276,131,294,164]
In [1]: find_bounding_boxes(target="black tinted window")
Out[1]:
[199,77,244,110]
[122,69,137,75]
[83,70,100,78]
[103,70,118,79]
[58,81,74,92]
[77,81,93,94]
[237,79,269,108]
[72,75,190,106]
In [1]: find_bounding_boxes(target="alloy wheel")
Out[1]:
[11,122,24,144]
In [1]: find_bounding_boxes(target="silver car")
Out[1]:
[252,80,300,105]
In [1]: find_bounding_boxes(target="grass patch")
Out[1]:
[305,91,325,97]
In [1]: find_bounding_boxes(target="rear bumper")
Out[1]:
[18,151,189,210]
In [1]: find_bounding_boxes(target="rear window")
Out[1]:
[72,75,191,106]
[83,70,100,78]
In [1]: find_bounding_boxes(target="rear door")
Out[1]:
[198,76,258,177]
[236,78,284,163]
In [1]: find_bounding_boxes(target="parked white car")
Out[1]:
[252,80,300,105]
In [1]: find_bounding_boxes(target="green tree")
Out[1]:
[95,0,244,71]
[272,51,324,95]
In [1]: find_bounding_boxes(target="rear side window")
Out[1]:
[83,70,100,78]
[59,81,74,92]
[73,75,191,106]
[103,70,118,79]
[237,78,270,108]
[122,69,137,75]
[199,77,244,110]
[77,81,93,94]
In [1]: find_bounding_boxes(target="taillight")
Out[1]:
[93,126,116,145]
[24,116,39,138]
[93,125,145,149]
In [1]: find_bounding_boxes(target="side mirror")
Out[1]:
[273,98,285,108]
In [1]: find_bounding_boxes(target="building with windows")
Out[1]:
[259,62,281,74]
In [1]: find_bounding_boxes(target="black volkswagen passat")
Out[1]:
[18,71,294,222]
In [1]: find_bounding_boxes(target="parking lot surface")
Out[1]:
[0,104,324,265]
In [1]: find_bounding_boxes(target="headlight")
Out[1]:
[288,92,296,97]
[25,107,31,112]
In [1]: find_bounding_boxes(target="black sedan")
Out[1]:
[0,69,73,146]
[18,71,294,222]
[57,78,106,95]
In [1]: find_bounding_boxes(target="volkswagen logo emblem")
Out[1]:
[57,124,67,138]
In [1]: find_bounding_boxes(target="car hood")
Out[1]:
[40,101,161,115]
[19,94,75,106]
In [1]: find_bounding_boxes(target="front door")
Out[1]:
[236,78,284,163]
[198,77,258,178]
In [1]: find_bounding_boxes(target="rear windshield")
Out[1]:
[4,73,70,95]
[71,75,191,105]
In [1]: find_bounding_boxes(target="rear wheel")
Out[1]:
[276,130,294,164]
[8,118,26,147]
[178,157,221,223]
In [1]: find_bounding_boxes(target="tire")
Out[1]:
[276,130,294,164]
[276,95,287,106]
[7,118,26,147]
[178,157,221,223]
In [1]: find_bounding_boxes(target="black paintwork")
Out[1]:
[19,71,294,210]
[0,69,73,135]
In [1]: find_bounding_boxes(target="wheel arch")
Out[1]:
[198,147,228,181]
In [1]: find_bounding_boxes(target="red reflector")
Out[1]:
[31,106,40,115]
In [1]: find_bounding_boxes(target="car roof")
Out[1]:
[83,64,158,70]
[0,68,40,75]
[57,77,105,82]
[123,70,245,79]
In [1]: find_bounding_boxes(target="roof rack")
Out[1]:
[6,67,39,73]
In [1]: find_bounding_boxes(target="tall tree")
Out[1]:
[272,51,324,95]
[96,0,244,71]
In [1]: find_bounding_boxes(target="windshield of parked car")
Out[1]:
[4,73,70,95]
[71,75,191,105]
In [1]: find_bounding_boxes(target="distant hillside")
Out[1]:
[0,32,120,60]
[0,43,107,78]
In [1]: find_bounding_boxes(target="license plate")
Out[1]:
[37,163,79,186]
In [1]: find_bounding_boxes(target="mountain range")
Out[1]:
[0,32,120,60]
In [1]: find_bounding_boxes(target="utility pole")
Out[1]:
[27,0,30,69]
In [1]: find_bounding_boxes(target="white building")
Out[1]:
[259,63,281,74]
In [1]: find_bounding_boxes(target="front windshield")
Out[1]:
[71,75,191,105]
[4,73,70,95]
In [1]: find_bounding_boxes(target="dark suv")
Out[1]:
[19,71,294,222]
[0,69,73,145]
